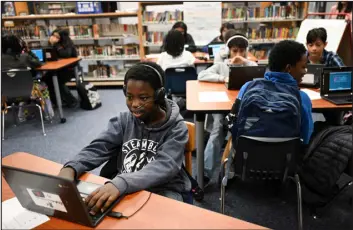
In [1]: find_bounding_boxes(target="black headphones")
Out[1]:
[123,63,166,104]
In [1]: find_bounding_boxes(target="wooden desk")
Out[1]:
[2,152,266,229]
[36,57,81,123]
[186,80,352,188]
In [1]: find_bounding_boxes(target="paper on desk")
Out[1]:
[199,91,230,102]
[2,197,50,229]
[301,89,322,100]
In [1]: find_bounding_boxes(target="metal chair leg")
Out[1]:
[221,180,226,214]
[35,104,46,137]
[294,174,303,230]
[2,111,5,140]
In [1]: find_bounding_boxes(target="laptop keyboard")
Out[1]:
[81,194,104,222]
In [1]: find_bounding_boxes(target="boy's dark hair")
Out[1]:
[165,30,185,57]
[268,40,307,72]
[224,29,248,49]
[1,34,25,54]
[219,22,235,41]
[306,27,327,44]
[124,62,165,91]
[172,21,188,41]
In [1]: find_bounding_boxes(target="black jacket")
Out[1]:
[299,125,352,198]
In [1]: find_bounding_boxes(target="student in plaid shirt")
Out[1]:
[306,27,350,125]
[306,27,345,67]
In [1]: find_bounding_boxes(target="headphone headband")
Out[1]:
[124,63,163,88]
[226,35,249,47]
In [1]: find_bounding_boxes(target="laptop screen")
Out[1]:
[31,49,44,62]
[328,71,352,92]
[208,44,225,59]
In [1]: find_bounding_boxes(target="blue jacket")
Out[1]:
[237,72,314,144]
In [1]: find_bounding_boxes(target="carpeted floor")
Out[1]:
[2,89,351,230]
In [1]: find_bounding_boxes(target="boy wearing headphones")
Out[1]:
[58,62,191,214]
[198,30,257,186]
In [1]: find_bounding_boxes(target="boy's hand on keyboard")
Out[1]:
[85,183,120,215]
[57,167,75,181]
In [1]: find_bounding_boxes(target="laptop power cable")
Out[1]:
[107,192,152,219]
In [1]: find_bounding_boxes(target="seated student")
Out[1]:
[161,21,195,52]
[58,62,191,213]
[306,27,348,125]
[42,29,78,108]
[197,31,257,185]
[1,34,42,72]
[228,40,313,146]
[306,27,345,67]
[157,30,195,71]
[208,22,235,44]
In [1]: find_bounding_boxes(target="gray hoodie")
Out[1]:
[64,99,191,195]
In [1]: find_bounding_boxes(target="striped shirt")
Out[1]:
[307,49,345,67]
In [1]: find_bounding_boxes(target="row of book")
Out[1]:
[145,31,167,44]
[222,8,246,20]
[142,10,183,23]
[76,45,139,58]
[89,64,118,78]
[248,3,303,19]
[247,27,299,41]
[2,26,48,40]
[249,48,271,60]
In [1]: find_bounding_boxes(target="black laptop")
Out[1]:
[226,66,266,90]
[2,165,124,227]
[300,64,325,88]
[320,66,353,105]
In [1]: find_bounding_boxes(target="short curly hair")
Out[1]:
[306,27,327,44]
[124,62,165,91]
[268,40,307,72]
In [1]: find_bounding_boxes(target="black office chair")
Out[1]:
[1,70,46,140]
[220,136,303,230]
[165,67,197,98]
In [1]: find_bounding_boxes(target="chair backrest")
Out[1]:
[165,67,197,95]
[184,121,195,175]
[233,136,301,183]
[2,70,33,100]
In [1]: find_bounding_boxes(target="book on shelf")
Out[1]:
[247,26,299,41]
[222,7,246,20]
[142,10,183,23]
[2,26,48,40]
[77,44,139,58]
[247,2,303,20]
[145,31,167,45]
[88,64,127,79]
[99,23,138,37]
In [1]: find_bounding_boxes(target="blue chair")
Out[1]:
[165,67,197,98]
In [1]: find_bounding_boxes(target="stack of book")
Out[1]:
[142,10,183,23]
[247,26,299,41]
[248,2,302,20]
[145,31,167,45]
[77,44,139,58]
[222,7,246,21]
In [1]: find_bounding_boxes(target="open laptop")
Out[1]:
[2,165,124,227]
[31,48,45,62]
[226,66,266,90]
[207,43,225,60]
[300,64,325,88]
[320,66,353,105]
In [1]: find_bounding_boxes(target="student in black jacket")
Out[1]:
[161,21,195,52]
[42,29,78,108]
[1,34,42,73]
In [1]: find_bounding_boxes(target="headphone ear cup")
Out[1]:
[123,85,127,96]
[155,87,166,103]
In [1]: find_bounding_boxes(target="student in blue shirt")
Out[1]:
[232,40,314,145]
[306,27,345,67]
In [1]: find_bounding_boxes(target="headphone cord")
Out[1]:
[107,192,152,219]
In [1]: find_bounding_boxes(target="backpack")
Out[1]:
[230,79,301,144]
[76,76,102,110]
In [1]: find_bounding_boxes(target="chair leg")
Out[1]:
[2,111,5,140]
[220,158,228,214]
[294,174,303,230]
[35,104,46,137]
